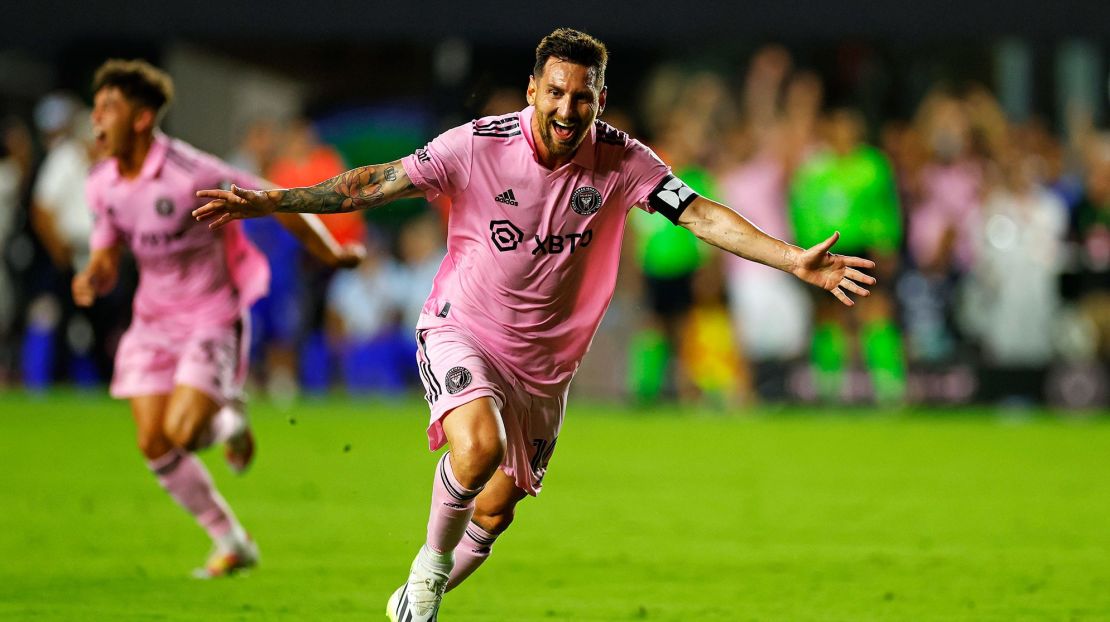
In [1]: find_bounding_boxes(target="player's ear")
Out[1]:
[133,107,156,134]
[526,75,537,106]
[598,85,607,116]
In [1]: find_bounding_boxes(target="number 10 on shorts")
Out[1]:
[530,437,557,484]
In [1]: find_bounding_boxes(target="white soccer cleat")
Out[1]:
[386,547,450,621]
[385,586,404,622]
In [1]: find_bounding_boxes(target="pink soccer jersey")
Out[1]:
[86,132,270,329]
[402,106,695,396]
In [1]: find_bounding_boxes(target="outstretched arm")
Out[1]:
[193,160,421,229]
[678,196,876,306]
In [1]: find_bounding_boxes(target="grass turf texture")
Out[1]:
[1,391,1108,621]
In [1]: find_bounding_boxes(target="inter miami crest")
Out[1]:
[570,186,602,216]
[155,197,175,217]
[445,366,473,394]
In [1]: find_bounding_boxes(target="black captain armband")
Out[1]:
[647,174,699,224]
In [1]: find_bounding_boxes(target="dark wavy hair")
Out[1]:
[92,59,174,117]
[534,28,608,87]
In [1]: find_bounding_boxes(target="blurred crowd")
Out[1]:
[1,44,1107,408]
[613,46,1109,409]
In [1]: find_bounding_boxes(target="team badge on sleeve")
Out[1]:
[570,186,602,215]
[647,174,699,224]
[445,367,473,394]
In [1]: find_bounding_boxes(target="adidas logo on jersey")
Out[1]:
[494,189,519,206]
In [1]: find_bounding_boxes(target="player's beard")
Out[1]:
[538,114,588,158]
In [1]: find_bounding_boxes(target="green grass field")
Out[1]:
[1,391,1109,621]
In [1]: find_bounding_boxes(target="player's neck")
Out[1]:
[117,131,154,179]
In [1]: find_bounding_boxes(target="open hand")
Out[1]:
[792,232,877,306]
[193,185,278,229]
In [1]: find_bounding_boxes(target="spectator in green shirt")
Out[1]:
[789,107,905,403]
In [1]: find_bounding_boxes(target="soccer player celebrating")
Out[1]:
[194,29,876,618]
[74,59,363,578]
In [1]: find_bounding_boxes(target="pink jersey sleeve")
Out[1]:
[401,123,473,200]
[622,138,670,209]
[85,171,118,250]
[623,139,699,225]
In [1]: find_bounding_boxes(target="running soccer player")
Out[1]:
[193,29,876,617]
[74,59,363,578]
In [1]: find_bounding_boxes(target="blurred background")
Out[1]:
[2,0,1108,410]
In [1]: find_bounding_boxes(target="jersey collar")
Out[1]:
[139,131,170,179]
[104,130,169,183]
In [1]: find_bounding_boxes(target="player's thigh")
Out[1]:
[472,469,529,535]
[418,326,508,448]
[130,394,172,459]
[441,396,507,485]
[163,384,222,450]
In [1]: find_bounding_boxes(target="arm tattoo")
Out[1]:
[275,163,412,214]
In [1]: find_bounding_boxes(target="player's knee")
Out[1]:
[469,435,507,468]
[162,411,204,450]
[451,436,506,486]
[136,429,173,460]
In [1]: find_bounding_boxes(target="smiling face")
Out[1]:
[91,86,153,159]
[527,58,606,167]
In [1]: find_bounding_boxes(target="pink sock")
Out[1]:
[148,448,239,541]
[426,452,483,555]
[195,406,244,450]
[446,521,498,591]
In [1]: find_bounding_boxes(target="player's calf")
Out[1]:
[446,471,525,591]
[224,424,255,475]
[446,521,499,592]
[388,451,485,621]
[196,402,254,474]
